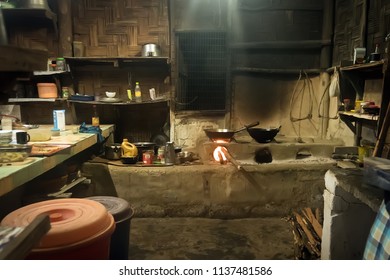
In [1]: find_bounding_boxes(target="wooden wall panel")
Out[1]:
[72,0,169,57]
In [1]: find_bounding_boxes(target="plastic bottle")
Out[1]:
[121,138,138,158]
[92,105,100,127]
[135,82,142,103]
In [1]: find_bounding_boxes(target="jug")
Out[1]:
[164,141,176,164]
[121,139,138,158]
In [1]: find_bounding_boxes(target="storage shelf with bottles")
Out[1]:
[65,56,170,71]
[67,98,169,106]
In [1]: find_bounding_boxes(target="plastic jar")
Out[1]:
[55,57,66,71]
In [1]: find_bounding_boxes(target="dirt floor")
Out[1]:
[128,217,295,260]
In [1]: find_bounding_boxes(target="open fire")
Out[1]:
[213,146,228,164]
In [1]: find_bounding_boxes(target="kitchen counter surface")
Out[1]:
[325,167,383,212]
[0,124,114,197]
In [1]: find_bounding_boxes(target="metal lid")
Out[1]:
[86,196,134,222]
[0,198,115,249]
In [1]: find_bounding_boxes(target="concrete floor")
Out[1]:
[128,217,295,260]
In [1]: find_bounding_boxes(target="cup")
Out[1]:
[16,131,30,144]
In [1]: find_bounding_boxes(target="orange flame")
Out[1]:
[213,146,228,163]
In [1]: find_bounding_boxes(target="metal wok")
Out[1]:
[204,121,259,142]
[247,126,281,143]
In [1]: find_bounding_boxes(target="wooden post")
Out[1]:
[58,0,73,57]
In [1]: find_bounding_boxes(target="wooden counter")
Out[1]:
[0,124,114,197]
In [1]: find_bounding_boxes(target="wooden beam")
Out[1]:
[230,40,332,50]
[0,215,51,260]
[232,67,322,75]
[58,0,73,57]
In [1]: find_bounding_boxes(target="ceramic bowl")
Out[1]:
[105,91,116,98]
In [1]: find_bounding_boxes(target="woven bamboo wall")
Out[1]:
[71,0,169,57]
[333,0,390,65]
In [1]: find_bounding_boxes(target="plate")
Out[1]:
[100,97,122,103]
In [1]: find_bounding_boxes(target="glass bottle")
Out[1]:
[135,82,142,103]
[92,105,100,127]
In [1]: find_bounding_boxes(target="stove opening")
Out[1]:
[213,146,228,164]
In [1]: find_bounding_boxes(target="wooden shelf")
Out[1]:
[33,70,69,76]
[8,98,66,103]
[2,8,58,35]
[68,98,169,106]
[340,60,384,73]
[65,56,170,68]
[0,45,48,72]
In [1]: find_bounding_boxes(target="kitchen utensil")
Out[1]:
[177,151,193,164]
[105,143,122,160]
[134,142,156,162]
[204,121,259,142]
[141,43,161,57]
[105,91,116,98]
[18,0,51,10]
[16,131,30,144]
[165,142,176,164]
[247,126,281,143]
[0,144,31,163]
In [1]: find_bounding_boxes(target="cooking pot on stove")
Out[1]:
[105,143,122,160]
[247,126,281,143]
[204,121,259,142]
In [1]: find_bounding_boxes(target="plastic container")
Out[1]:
[37,83,57,98]
[135,82,142,103]
[55,57,66,71]
[121,139,138,158]
[87,196,134,260]
[0,144,31,163]
[0,198,115,260]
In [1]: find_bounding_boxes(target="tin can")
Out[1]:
[142,150,154,164]
[157,146,165,164]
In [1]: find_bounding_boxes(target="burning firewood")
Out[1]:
[287,208,323,259]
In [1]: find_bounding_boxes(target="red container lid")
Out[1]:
[1,198,115,249]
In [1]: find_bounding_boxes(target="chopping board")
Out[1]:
[30,144,71,156]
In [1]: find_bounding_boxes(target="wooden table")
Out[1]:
[0,124,114,197]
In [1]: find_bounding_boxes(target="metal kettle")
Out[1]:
[164,142,176,164]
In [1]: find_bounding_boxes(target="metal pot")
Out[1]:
[134,142,157,161]
[17,0,51,10]
[204,121,259,142]
[141,43,161,57]
[105,143,122,160]
[247,126,281,143]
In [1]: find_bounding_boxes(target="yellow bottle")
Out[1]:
[121,139,138,158]
[92,105,99,127]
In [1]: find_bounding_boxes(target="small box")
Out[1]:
[354,48,366,64]
[53,110,66,131]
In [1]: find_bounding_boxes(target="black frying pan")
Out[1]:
[247,126,281,143]
[204,121,259,142]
